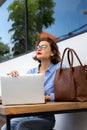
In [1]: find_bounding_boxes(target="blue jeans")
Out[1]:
[1,116,55,130]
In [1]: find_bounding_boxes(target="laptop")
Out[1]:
[0,74,45,105]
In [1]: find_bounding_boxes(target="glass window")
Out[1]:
[0,0,87,62]
[45,0,87,39]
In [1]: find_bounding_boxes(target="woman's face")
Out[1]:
[35,41,54,61]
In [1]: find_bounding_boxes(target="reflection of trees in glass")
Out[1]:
[0,38,10,62]
[7,0,56,56]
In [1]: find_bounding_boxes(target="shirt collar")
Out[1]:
[46,63,54,73]
[37,63,55,73]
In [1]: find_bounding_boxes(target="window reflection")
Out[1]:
[45,0,87,39]
[0,0,87,62]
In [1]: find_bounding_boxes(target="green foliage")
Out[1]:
[0,41,10,62]
[7,0,56,56]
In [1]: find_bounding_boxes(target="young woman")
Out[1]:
[1,37,61,130]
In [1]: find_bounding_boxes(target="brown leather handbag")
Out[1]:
[54,48,87,101]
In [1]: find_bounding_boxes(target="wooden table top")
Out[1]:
[0,101,87,116]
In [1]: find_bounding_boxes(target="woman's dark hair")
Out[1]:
[33,37,61,64]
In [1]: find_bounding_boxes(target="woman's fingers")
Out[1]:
[7,70,19,77]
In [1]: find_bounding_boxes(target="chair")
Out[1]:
[0,116,6,129]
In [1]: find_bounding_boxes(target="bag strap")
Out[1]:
[68,48,83,67]
[60,48,83,70]
[67,49,73,67]
[60,47,70,69]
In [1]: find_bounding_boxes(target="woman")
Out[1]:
[1,37,61,130]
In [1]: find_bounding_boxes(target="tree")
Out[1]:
[0,40,10,62]
[7,0,56,56]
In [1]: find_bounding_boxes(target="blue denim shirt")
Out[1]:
[27,63,61,101]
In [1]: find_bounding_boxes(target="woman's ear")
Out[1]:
[51,53,54,56]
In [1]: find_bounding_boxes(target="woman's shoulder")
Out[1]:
[27,66,39,74]
[48,63,60,72]
[53,62,66,69]
[52,62,60,68]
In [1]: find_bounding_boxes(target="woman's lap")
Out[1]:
[1,116,55,130]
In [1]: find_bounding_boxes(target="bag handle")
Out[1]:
[67,48,83,67]
[67,49,74,67]
[60,48,83,70]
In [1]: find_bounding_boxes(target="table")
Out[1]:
[0,102,87,130]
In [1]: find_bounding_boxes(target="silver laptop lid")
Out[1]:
[1,74,45,105]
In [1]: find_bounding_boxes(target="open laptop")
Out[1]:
[0,74,45,105]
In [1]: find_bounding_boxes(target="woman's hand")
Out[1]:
[45,95,51,101]
[7,70,19,77]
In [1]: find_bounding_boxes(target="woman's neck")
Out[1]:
[39,61,51,74]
